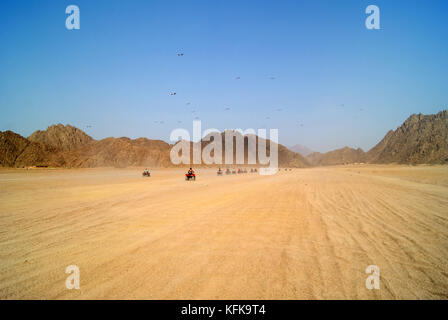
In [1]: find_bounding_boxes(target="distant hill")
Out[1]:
[172,130,310,168]
[0,130,65,167]
[64,137,172,168]
[367,110,448,164]
[2,110,446,168]
[289,144,313,157]
[28,124,94,151]
[304,110,447,166]
[306,147,366,166]
[1,125,310,168]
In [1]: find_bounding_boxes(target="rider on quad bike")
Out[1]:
[186,168,196,181]
[142,168,150,177]
[217,168,223,175]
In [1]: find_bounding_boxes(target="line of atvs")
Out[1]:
[142,167,259,182]
[217,168,257,175]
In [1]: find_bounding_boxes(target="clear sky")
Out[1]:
[1,0,447,152]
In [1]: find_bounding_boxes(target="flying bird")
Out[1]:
[177,53,184,56]
[170,92,177,96]
[225,107,231,111]
[269,77,276,80]
[235,76,241,80]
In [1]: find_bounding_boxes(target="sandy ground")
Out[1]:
[0,165,447,300]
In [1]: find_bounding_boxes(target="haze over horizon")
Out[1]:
[1,0,447,153]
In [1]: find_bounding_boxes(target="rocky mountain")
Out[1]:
[28,124,94,151]
[2,110,446,168]
[1,125,310,168]
[64,137,172,168]
[289,144,313,157]
[367,110,448,164]
[0,130,65,167]
[306,147,366,166]
[171,130,310,168]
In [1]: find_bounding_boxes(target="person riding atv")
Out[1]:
[226,168,231,175]
[186,168,196,181]
[142,168,150,177]
[217,168,223,175]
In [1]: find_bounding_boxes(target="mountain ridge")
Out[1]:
[1,110,446,168]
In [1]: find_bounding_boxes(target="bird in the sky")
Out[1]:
[186,102,191,105]
[235,76,241,80]
[269,77,276,80]
[276,108,283,112]
[225,107,231,111]
[86,125,92,128]
[177,53,184,56]
[170,92,177,96]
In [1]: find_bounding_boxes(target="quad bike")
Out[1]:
[217,169,223,176]
[232,169,236,174]
[226,169,231,175]
[142,171,151,177]
[185,172,196,181]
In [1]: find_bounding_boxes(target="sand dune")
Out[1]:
[0,165,447,299]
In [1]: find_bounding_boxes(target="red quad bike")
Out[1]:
[185,172,196,181]
[142,171,150,177]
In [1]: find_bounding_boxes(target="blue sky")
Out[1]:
[0,0,447,152]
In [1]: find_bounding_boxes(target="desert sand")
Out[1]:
[0,165,447,299]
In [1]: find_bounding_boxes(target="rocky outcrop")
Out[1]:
[289,144,314,157]
[28,124,94,151]
[0,130,65,167]
[367,110,448,164]
[306,147,366,166]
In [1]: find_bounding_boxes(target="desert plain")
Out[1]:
[0,165,447,299]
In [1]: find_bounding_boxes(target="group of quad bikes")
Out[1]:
[217,168,257,175]
[142,167,260,182]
